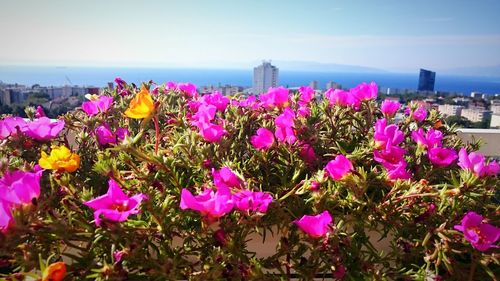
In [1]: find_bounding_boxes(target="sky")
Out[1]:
[1,0,500,72]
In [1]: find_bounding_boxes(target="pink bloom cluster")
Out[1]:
[82,96,114,116]
[189,92,228,142]
[405,105,427,122]
[0,167,43,232]
[458,148,499,177]
[95,124,129,146]
[180,167,273,218]
[454,211,500,251]
[259,87,290,109]
[274,108,297,144]
[325,82,377,110]
[373,119,411,180]
[412,128,457,167]
[0,116,64,141]
[294,210,333,238]
[84,179,147,226]
[164,82,198,98]
[297,86,315,117]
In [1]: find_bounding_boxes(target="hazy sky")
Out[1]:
[1,0,500,71]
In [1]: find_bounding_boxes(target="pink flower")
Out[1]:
[250,128,275,150]
[408,106,427,122]
[374,119,404,148]
[180,188,234,218]
[294,211,333,238]
[0,166,42,206]
[95,124,116,146]
[351,81,378,101]
[165,81,177,91]
[385,161,412,181]
[198,122,226,143]
[411,128,443,148]
[298,86,315,103]
[325,155,354,180]
[297,105,311,118]
[275,108,296,144]
[428,147,457,167]
[233,190,273,213]
[115,127,130,141]
[0,117,27,139]
[113,250,126,263]
[454,211,500,251]
[325,89,360,109]
[373,145,407,167]
[84,179,147,226]
[114,77,127,90]
[81,96,113,116]
[24,117,65,141]
[380,100,400,117]
[0,201,13,232]
[177,82,197,97]
[191,104,217,127]
[35,106,46,118]
[485,161,499,176]
[333,265,346,279]
[458,148,488,177]
[259,87,289,108]
[237,96,259,109]
[200,92,230,112]
[212,167,241,190]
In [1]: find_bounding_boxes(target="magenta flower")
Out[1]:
[84,179,147,226]
[35,106,46,118]
[24,117,65,141]
[454,211,500,251]
[408,106,427,122]
[177,82,197,97]
[380,100,400,117]
[198,122,226,143]
[114,77,127,90]
[191,104,217,127]
[411,128,443,149]
[385,160,412,181]
[294,211,333,238]
[233,190,273,213]
[351,81,378,101]
[373,145,407,167]
[428,147,458,167]
[325,155,354,180]
[458,148,488,177]
[81,96,113,116]
[115,127,129,141]
[275,108,296,144]
[374,118,404,148]
[200,92,230,112]
[180,188,234,218]
[297,105,311,118]
[485,161,499,176]
[251,128,275,150]
[0,201,13,232]
[0,166,42,206]
[259,86,289,108]
[212,167,242,190]
[300,143,317,164]
[95,124,116,146]
[0,117,27,139]
[165,81,177,91]
[237,95,259,109]
[325,89,360,109]
[298,86,315,104]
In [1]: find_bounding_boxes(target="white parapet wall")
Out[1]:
[457,128,500,157]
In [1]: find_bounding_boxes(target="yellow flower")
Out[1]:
[42,262,66,281]
[125,85,155,119]
[39,145,80,172]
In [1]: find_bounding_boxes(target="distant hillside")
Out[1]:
[253,60,388,73]
[442,65,500,77]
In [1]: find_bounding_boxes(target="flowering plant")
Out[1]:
[0,79,498,280]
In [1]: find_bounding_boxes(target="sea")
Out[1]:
[1,65,500,95]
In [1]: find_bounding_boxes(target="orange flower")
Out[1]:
[125,85,155,119]
[42,262,66,281]
[39,145,80,173]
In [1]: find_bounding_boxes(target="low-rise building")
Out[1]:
[438,104,464,117]
[461,108,492,123]
[490,114,500,128]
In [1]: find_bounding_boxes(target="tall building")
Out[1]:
[418,69,436,91]
[253,61,278,94]
[309,81,318,90]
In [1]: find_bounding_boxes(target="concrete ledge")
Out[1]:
[457,128,500,157]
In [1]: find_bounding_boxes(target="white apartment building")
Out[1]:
[437,104,463,117]
[253,61,278,94]
[490,114,500,128]
[461,108,492,123]
[490,105,500,115]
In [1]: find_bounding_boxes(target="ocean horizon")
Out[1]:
[1,65,500,95]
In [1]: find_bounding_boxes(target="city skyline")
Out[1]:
[1,0,500,74]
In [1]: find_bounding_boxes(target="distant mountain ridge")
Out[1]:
[250,60,388,73]
[441,65,500,78]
